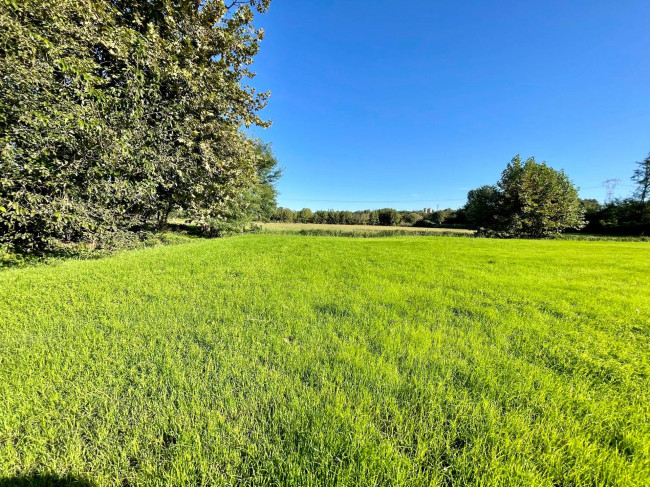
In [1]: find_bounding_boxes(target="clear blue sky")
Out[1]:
[248,0,650,211]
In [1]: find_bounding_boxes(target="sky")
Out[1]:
[248,0,650,211]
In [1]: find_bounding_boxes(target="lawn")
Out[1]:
[0,235,649,486]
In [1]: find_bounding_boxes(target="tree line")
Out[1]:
[0,0,277,254]
[272,154,650,237]
[270,207,467,227]
[463,154,649,237]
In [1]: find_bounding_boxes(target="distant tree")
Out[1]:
[245,141,281,223]
[496,156,585,237]
[272,207,295,223]
[632,153,650,229]
[326,210,338,225]
[378,208,401,226]
[581,198,645,235]
[368,210,379,225]
[401,212,423,225]
[297,208,313,223]
[439,208,455,222]
[580,199,601,227]
[431,212,445,225]
[580,199,601,214]
[632,154,650,203]
[355,211,370,225]
[340,211,355,225]
[446,207,468,225]
[463,156,585,237]
[464,186,502,229]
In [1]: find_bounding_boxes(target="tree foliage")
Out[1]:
[296,208,312,223]
[270,207,468,228]
[377,208,400,226]
[0,0,273,252]
[400,212,422,225]
[464,156,584,237]
[632,153,650,204]
[580,198,648,236]
[464,185,501,229]
[631,153,650,229]
[201,140,280,235]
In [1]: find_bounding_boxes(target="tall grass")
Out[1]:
[260,227,473,238]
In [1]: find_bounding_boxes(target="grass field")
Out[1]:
[259,222,473,234]
[1,234,649,485]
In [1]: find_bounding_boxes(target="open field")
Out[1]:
[259,222,473,234]
[1,235,649,485]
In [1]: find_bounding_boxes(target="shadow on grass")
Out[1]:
[166,221,205,237]
[0,474,95,486]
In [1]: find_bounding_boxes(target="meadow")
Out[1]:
[0,234,649,486]
[260,222,473,235]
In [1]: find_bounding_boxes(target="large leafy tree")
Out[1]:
[464,156,584,237]
[0,0,272,252]
[497,156,585,237]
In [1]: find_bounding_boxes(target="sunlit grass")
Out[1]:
[1,235,648,485]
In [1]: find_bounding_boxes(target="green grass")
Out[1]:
[1,235,649,486]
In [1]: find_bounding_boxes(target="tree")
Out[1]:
[354,211,370,225]
[326,210,338,225]
[579,199,601,229]
[464,186,502,229]
[378,208,401,226]
[368,210,379,225]
[496,156,585,237]
[312,211,327,224]
[401,212,422,225]
[463,156,585,237]
[297,208,313,223]
[0,0,273,252]
[207,140,280,234]
[241,141,281,223]
[632,154,650,203]
[339,211,354,225]
[632,153,650,229]
[450,208,468,225]
[274,207,295,222]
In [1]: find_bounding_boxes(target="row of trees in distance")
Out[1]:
[270,207,467,227]
[271,154,650,237]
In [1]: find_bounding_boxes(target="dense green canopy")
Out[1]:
[0,0,275,252]
[465,156,585,237]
